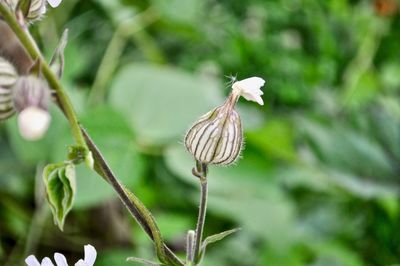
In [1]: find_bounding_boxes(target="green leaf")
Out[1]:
[50,29,69,79]
[202,228,241,250]
[42,162,76,231]
[197,228,241,263]
[126,257,162,266]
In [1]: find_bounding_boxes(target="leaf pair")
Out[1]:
[42,162,76,231]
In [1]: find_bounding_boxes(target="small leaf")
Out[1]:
[126,257,162,266]
[200,228,241,257]
[42,162,76,231]
[67,145,93,169]
[67,145,86,163]
[50,29,69,79]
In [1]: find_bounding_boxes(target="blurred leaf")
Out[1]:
[300,118,395,179]
[110,63,224,147]
[42,162,76,231]
[153,0,203,25]
[246,119,296,161]
[127,257,161,266]
[200,228,241,258]
[52,106,146,208]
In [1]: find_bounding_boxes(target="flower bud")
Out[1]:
[12,75,51,140]
[185,94,243,165]
[3,0,46,22]
[25,0,46,21]
[0,57,18,121]
[185,76,265,166]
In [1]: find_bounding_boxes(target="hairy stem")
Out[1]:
[193,163,208,264]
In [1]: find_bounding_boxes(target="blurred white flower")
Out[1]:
[232,76,265,105]
[47,0,63,8]
[25,244,97,266]
[18,106,51,141]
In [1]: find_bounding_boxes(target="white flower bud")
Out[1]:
[25,0,47,21]
[12,76,51,140]
[185,76,265,165]
[185,94,243,165]
[17,106,51,140]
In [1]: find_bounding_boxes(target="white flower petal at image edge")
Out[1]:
[74,245,97,266]
[18,106,51,141]
[232,76,265,105]
[25,255,41,266]
[54,253,68,266]
[25,244,97,266]
[47,0,63,8]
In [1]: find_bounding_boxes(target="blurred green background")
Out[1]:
[1,0,400,265]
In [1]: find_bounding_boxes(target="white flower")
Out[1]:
[232,76,265,105]
[18,106,51,141]
[25,244,97,266]
[47,0,63,8]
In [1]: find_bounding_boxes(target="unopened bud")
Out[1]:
[185,76,265,166]
[12,75,51,140]
[0,58,18,121]
[24,0,47,21]
[185,94,243,165]
[4,0,47,22]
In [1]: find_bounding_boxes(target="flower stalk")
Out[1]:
[192,161,208,264]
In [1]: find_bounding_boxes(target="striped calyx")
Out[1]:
[185,93,243,165]
[3,0,46,22]
[25,0,46,21]
[0,57,18,121]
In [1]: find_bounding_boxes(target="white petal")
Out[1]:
[74,259,86,266]
[47,0,62,8]
[232,76,265,105]
[54,253,68,266]
[17,106,51,141]
[25,255,41,266]
[41,257,55,266]
[83,245,96,266]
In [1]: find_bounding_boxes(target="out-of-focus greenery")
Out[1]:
[1,0,400,265]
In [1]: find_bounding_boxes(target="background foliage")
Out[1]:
[1,0,400,265]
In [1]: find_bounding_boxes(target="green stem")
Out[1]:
[81,127,183,266]
[88,7,160,106]
[88,26,126,106]
[193,163,208,264]
[0,3,86,148]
